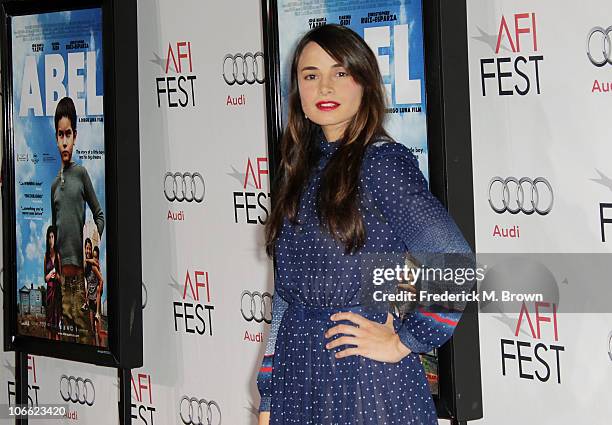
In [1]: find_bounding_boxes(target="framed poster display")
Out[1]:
[1,0,142,368]
[260,0,482,422]
[268,0,431,178]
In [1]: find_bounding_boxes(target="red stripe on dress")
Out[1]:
[260,366,273,373]
[418,309,458,326]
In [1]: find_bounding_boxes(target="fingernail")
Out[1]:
[325,344,330,349]
[330,314,336,320]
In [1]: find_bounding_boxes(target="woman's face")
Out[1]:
[85,242,92,259]
[297,42,363,142]
[48,232,55,250]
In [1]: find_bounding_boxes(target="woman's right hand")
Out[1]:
[258,411,270,425]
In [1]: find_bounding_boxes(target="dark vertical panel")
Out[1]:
[428,0,483,421]
[109,0,143,367]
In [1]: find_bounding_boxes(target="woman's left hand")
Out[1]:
[324,312,411,363]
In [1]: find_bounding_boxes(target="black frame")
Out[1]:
[1,0,142,368]
[260,0,482,422]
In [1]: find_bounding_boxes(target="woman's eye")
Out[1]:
[304,74,316,80]
[337,71,348,77]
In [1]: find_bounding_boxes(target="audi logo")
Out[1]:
[179,396,221,425]
[488,177,553,215]
[59,375,95,406]
[164,172,205,203]
[240,290,272,324]
[223,52,265,85]
[587,26,612,66]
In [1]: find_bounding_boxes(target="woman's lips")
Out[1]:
[316,101,340,111]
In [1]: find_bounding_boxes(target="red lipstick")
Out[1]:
[316,101,340,111]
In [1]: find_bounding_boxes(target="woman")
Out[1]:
[44,226,62,340]
[83,238,103,345]
[257,24,471,425]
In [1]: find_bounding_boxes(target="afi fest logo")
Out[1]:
[591,169,612,242]
[7,355,40,407]
[154,41,197,108]
[131,372,156,425]
[230,157,270,225]
[476,12,543,96]
[501,301,565,384]
[172,270,215,336]
[363,22,422,109]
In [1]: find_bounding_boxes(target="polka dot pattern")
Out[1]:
[258,134,471,424]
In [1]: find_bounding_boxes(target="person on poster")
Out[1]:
[51,96,105,344]
[93,246,103,321]
[83,238,103,345]
[82,244,103,319]
[256,25,472,424]
[44,225,62,340]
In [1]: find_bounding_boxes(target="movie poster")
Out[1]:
[11,8,107,348]
[276,0,437,394]
[276,0,430,178]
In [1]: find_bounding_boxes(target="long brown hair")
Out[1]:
[265,24,389,256]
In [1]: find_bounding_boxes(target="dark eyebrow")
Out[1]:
[300,63,345,72]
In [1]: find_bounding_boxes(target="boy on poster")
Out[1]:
[51,96,104,343]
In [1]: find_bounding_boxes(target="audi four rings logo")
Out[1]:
[223,52,265,85]
[179,396,221,425]
[587,26,612,66]
[240,290,272,323]
[59,375,95,406]
[164,172,205,203]
[488,177,554,215]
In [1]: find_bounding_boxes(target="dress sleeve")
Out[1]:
[256,289,289,412]
[362,142,473,354]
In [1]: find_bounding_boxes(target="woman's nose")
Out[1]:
[319,75,334,95]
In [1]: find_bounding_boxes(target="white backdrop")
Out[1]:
[1,0,271,424]
[467,0,612,423]
[1,0,612,424]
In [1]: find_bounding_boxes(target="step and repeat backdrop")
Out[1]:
[1,0,270,424]
[467,0,612,424]
[1,0,611,424]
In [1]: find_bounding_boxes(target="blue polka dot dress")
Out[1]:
[257,133,471,424]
